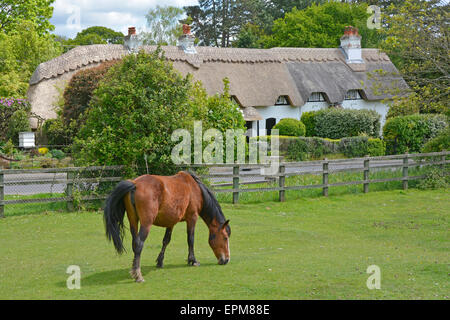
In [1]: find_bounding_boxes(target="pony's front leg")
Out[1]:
[187,219,200,266]
[130,226,150,282]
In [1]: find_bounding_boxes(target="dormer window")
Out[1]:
[307,92,326,102]
[345,90,362,100]
[275,96,289,105]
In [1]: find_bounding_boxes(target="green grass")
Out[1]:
[0,189,448,299]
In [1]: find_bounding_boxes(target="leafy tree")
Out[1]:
[73,49,245,174]
[378,0,449,114]
[0,0,55,35]
[266,0,326,20]
[185,0,273,47]
[0,21,62,97]
[75,26,124,44]
[143,5,184,45]
[263,1,381,48]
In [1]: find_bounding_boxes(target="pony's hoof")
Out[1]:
[189,261,200,267]
[135,277,145,283]
[156,262,163,268]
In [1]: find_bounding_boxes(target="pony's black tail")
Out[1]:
[104,180,136,254]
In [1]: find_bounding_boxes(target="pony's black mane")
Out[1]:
[188,172,230,234]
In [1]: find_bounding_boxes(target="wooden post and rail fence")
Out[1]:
[0,151,448,217]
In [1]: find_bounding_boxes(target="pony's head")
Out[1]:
[208,220,231,265]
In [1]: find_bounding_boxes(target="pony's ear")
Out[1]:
[221,220,230,230]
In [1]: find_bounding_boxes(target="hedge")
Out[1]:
[272,118,306,136]
[286,136,385,161]
[383,114,448,154]
[305,108,381,139]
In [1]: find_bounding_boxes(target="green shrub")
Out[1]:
[417,167,449,190]
[272,118,306,137]
[383,114,448,154]
[367,138,386,156]
[50,149,65,160]
[42,118,72,146]
[300,111,318,137]
[0,98,31,141]
[338,136,386,158]
[421,127,450,152]
[7,109,31,144]
[314,108,381,139]
[63,60,118,128]
[287,137,339,161]
[386,102,419,119]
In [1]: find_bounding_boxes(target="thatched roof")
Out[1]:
[29,44,407,110]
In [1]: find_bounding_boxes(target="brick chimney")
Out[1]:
[128,27,136,36]
[124,26,141,53]
[340,26,363,64]
[178,24,196,54]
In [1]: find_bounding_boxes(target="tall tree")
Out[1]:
[0,21,61,97]
[74,26,124,44]
[263,1,381,48]
[267,0,326,20]
[0,0,55,36]
[143,5,184,46]
[185,0,272,47]
[379,0,449,113]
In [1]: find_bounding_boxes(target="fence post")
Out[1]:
[66,171,74,211]
[363,157,370,193]
[232,165,239,204]
[0,170,4,218]
[279,164,285,202]
[322,159,329,197]
[402,153,409,190]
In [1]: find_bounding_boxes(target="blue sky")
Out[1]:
[50,0,199,38]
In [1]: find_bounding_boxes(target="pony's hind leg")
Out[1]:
[156,227,173,268]
[130,226,149,282]
[124,193,145,282]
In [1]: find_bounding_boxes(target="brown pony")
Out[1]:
[103,171,231,282]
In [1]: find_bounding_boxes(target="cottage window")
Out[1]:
[275,96,289,105]
[344,90,362,100]
[307,92,325,102]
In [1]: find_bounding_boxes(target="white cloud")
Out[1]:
[50,0,198,38]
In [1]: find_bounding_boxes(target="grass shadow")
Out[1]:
[61,262,219,287]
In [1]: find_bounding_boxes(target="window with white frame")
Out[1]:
[307,92,326,102]
[275,96,289,105]
[344,90,362,100]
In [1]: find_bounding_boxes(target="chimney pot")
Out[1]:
[128,27,136,36]
[340,25,363,64]
[182,24,191,35]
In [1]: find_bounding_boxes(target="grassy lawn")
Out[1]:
[0,189,448,300]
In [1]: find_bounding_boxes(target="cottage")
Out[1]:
[28,26,408,136]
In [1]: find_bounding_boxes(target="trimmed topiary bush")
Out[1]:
[314,108,381,139]
[272,118,306,137]
[300,111,318,137]
[383,114,448,154]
